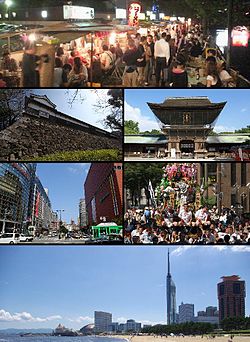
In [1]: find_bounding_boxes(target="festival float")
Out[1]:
[155,163,203,210]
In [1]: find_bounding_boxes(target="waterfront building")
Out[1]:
[0,163,36,233]
[79,198,88,228]
[178,302,194,323]
[125,319,141,332]
[217,275,246,322]
[108,322,119,333]
[94,311,112,333]
[84,163,123,225]
[166,250,176,324]
[194,315,219,325]
[194,306,219,325]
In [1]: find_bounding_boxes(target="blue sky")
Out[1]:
[36,163,90,223]
[125,89,250,133]
[0,246,249,329]
[30,89,111,131]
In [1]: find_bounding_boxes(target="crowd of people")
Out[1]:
[121,24,235,87]
[124,163,249,244]
[0,23,236,88]
[124,205,250,244]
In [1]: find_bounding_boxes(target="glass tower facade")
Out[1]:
[0,163,36,232]
[166,250,176,324]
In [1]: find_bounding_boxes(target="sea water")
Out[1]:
[0,336,127,342]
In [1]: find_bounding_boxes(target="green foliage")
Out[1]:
[235,125,250,134]
[184,0,250,29]
[142,129,161,135]
[28,149,121,161]
[220,316,250,331]
[142,322,216,335]
[124,120,140,134]
[201,196,217,207]
[59,224,68,235]
[125,163,164,206]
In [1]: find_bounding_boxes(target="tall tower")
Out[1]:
[166,249,176,325]
[217,275,246,322]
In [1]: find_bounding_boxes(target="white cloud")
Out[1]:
[0,309,62,323]
[68,316,93,324]
[240,108,247,113]
[214,125,236,133]
[116,317,127,323]
[124,101,159,132]
[171,246,250,258]
[67,163,90,175]
[213,246,250,253]
[171,246,192,256]
[75,316,93,324]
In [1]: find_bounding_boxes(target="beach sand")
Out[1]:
[112,335,249,342]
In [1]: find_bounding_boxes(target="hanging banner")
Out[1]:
[232,26,249,47]
[128,2,141,26]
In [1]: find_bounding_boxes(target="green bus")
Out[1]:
[91,223,123,238]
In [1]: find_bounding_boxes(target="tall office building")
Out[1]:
[166,250,176,325]
[79,198,88,228]
[179,302,194,323]
[94,311,112,333]
[217,275,246,322]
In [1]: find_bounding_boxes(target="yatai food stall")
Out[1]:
[0,22,136,87]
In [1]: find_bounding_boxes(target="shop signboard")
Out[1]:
[128,2,141,26]
[232,26,249,47]
[63,5,94,20]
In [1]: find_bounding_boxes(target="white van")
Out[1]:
[0,233,20,244]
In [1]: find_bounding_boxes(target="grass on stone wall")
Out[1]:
[29,149,122,161]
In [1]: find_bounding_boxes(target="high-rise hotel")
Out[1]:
[217,275,246,322]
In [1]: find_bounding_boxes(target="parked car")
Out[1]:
[0,233,20,244]
[19,234,33,242]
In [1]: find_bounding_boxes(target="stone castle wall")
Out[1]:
[0,113,121,160]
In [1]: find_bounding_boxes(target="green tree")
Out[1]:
[184,0,250,32]
[235,125,250,133]
[141,129,161,135]
[124,120,140,134]
[59,223,68,235]
[125,163,164,206]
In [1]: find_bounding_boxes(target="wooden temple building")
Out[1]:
[124,97,250,160]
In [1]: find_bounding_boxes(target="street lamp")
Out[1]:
[2,209,12,234]
[5,0,13,21]
[56,209,65,222]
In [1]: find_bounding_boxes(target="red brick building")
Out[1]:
[217,275,246,322]
[84,163,123,225]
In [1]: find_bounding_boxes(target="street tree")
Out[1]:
[125,163,164,206]
[0,89,31,130]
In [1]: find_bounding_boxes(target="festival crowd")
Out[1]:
[124,205,250,244]
[124,163,250,244]
[0,23,236,88]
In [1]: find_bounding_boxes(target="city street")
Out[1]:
[0,1,249,88]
